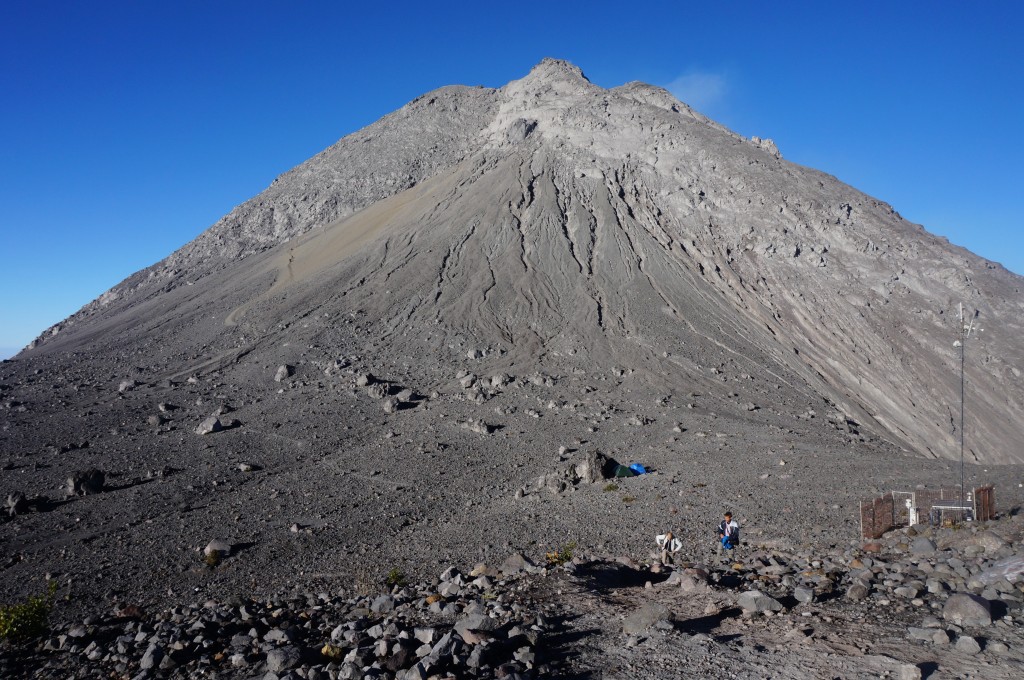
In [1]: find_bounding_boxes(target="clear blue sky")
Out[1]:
[1,1,1021,358]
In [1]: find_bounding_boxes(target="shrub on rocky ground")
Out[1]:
[0,582,56,643]
[546,541,576,566]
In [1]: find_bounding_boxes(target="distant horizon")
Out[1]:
[2,2,1021,351]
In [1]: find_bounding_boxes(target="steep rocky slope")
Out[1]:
[27,58,1023,464]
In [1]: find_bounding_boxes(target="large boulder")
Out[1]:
[975,531,1008,553]
[454,612,501,643]
[910,537,936,555]
[738,590,784,613]
[942,593,992,627]
[622,602,670,634]
[573,450,615,483]
[65,469,105,496]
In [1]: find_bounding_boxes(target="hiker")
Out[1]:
[716,511,740,558]
[656,531,682,565]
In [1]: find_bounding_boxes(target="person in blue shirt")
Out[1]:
[716,511,740,558]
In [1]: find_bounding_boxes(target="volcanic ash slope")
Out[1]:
[32,58,1023,465]
[3,59,1024,615]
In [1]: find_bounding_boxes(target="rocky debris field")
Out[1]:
[2,558,553,680]
[5,510,1024,678]
[2,339,1024,680]
[4,346,1021,624]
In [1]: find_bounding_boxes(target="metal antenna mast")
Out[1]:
[953,302,980,516]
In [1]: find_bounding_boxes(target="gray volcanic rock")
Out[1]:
[622,601,671,633]
[943,592,992,627]
[194,416,223,435]
[65,469,104,496]
[737,590,784,613]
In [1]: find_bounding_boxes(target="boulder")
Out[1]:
[455,612,500,643]
[66,469,105,496]
[500,552,536,575]
[906,627,934,642]
[846,583,870,601]
[673,573,710,593]
[371,595,395,613]
[5,491,28,517]
[975,531,1008,553]
[793,586,815,604]
[204,539,232,559]
[266,645,302,673]
[955,635,982,655]
[274,365,292,382]
[942,592,992,627]
[194,416,222,435]
[738,590,784,613]
[461,419,492,434]
[899,664,922,680]
[139,644,163,670]
[622,602,670,634]
[910,537,936,555]
[573,450,614,483]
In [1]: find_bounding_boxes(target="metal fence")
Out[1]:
[860,493,897,540]
[859,485,996,539]
[975,485,995,521]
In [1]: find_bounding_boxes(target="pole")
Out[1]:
[959,326,965,517]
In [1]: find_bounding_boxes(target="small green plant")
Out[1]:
[622,495,637,503]
[384,568,407,588]
[545,541,576,566]
[0,581,57,642]
[603,482,619,492]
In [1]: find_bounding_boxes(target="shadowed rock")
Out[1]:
[65,469,105,496]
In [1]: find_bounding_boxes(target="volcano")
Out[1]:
[2,59,1022,613]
